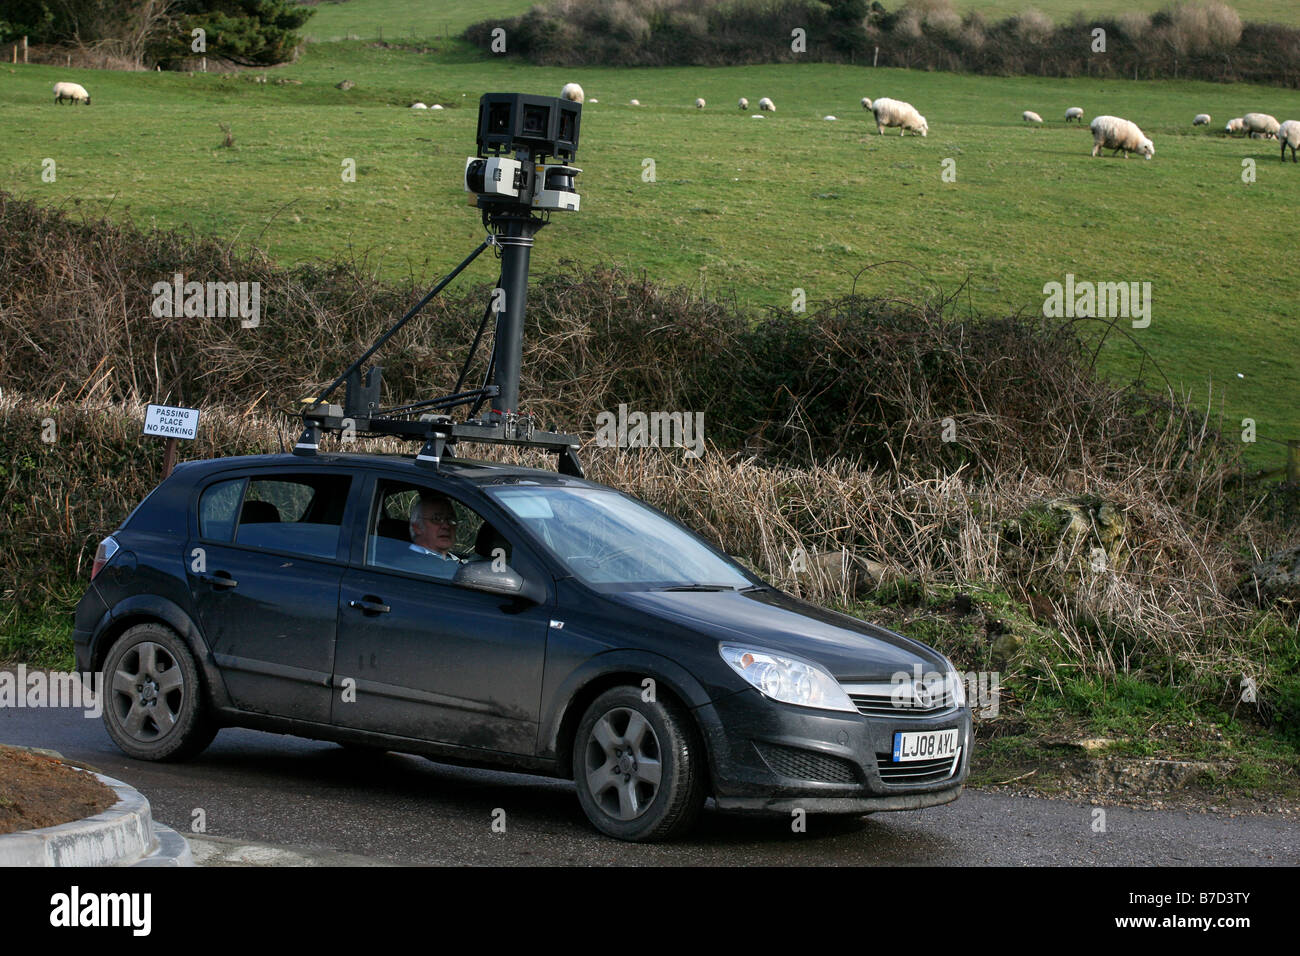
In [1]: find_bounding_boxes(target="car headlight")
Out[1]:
[719,644,857,713]
[942,657,967,709]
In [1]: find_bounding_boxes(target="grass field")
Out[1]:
[298,0,536,41]
[293,0,1300,41]
[2,39,1298,457]
[959,0,1300,24]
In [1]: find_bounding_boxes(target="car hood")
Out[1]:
[612,586,944,680]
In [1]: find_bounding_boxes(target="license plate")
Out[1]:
[892,729,959,763]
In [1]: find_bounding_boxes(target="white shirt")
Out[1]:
[409,543,461,563]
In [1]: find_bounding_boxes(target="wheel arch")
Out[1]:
[90,595,231,709]
[546,651,713,787]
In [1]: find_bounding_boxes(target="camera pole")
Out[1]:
[488,210,544,421]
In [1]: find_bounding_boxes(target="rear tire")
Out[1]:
[573,686,705,842]
[101,622,217,761]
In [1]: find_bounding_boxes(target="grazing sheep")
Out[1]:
[750,115,765,120]
[861,97,873,110]
[823,115,837,121]
[1193,113,1211,126]
[738,97,749,110]
[695,97,705,109]
[1090,115,1154,159]
[1023,110,1043,124]
[410,102,428,109]
[629,98,641,106]
[430,104,443,110]
[871,97,927,137]
[759,96,775,112]
[1225,117,1246,135]
[53,81,90,105]
[1244,112,1280,139]
[589,98,598,103]
[561,82,584,104]
[1280,120,1300,162]
[1065,107,1084,123]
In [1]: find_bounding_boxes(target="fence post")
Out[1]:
[22,35,28,63]
[1288,440,1300,486]
[873,46,879,67]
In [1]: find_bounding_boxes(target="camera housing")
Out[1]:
[465,93,581,212]
[477,92,580,163]
[464,156,527,200]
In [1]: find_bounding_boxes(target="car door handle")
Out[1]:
[199,572,238,589]
[349,598,391,614]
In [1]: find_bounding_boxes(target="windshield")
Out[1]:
[485,485,754,591]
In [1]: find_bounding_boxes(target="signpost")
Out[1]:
[143,404,200,477]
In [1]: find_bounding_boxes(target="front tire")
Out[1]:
[102,622,216,761]
[573,686,705,842]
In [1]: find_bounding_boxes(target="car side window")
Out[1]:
[365,481,506,580]
[231,474,352,559]
[198,478,246,543]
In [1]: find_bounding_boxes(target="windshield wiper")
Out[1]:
[657,584,738,592]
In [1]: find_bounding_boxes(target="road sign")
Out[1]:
[143,404,200,441]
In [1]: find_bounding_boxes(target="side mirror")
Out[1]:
[453,560,524,596]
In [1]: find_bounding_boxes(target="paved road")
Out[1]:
[3,704,1295,866]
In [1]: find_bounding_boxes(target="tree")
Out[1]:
[0,1,62,44]
[152,0,312,67]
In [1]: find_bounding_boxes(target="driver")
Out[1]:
[407,492,463,578]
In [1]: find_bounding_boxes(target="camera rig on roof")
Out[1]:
[293,92,585,476]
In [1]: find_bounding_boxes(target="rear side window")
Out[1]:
[231,474,352,559]
[198,478,246,542]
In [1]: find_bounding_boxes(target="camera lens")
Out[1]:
[522,105,548,137]
[546,168,574,192]
[466,159,486,193]
[488,103,511,134]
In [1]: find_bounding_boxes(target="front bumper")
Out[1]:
[695,687,972,814]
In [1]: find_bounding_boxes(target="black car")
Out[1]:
[76,452,971,841]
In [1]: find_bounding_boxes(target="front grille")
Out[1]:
[876,747,962,786]
[755,742,860,784]
[842,681,958,719]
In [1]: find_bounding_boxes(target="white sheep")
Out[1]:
[410,102,428,109]
[561,82,584,104]
[1090,115,1154,159]
[738,97,749,110]
[861,97,873,110]
[1023,110,1043,124]
[589,98,598,103]
[430,104,443,110]
[1193,113,1211,126]
[629,98,641,106]
[823,115,837,121]
[1065,107,1084,124]
[1244,112,1280,139]
[1280,120,1300,162]
[53,81,90,105]
[758,97,775,112]
[1225,117,1246,135]
[871,97,927,137]
[695,97,705,109]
